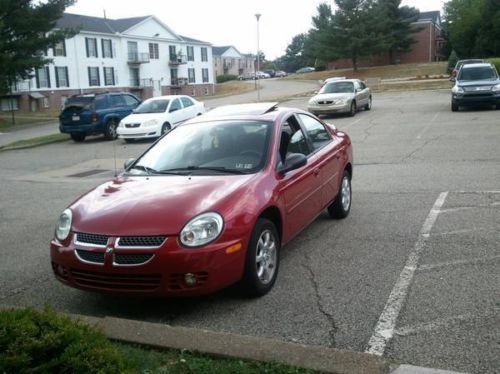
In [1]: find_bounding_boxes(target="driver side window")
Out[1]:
[278,115,311,164]
[169,98,182,112]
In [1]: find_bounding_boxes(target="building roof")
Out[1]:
[56,13,208,43]
[212,46,233,56]
[418,11,441,24]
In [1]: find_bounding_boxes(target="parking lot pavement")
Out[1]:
[1,89,499,373]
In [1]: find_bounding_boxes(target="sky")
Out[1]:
[66,0,446,59]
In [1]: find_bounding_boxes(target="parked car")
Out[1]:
[238,72,256,80]
[256,71,271,79]
[321,77,347,86]
[117,95,205,141]
[264,69,276,78]
[308,79,372,117]
[51,102,353,297]
[450,59,484,81]
[59,92,141,142]
[275,70,288,78]
[451,62,500,112]
[296,67,315,74]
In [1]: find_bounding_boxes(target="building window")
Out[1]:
[35,66,50,88]
[88,66,100,86]
[53,40,66,57]
[102,39,113,58]
[55,66,69,88]
[169,45,176,61]
[187,46,194,61]
[1,98,19,111]
[43,97,50,108]
[202,68,209,83]
[85,37,98,57]
[201,47,208,62]
[188,68,195,83]
[149,43,159,59]
[104,67,115,86]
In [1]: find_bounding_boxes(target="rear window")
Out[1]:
[64,96,94,109]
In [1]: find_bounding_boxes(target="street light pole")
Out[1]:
[255,13,261,101]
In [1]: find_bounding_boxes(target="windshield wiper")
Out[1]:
[160,166,248,175]
[129,165,157,175]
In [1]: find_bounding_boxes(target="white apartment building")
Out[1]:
[3,13,214,113]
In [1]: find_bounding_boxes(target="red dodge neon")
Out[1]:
[51,103,353,297]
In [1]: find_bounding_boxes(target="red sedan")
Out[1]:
[51,103,353,297]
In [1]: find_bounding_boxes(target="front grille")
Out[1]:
[71,269,161,291]
[76,249,105,264]
[117,236,166,248]
[114,253,154,265]
[318,100,333,105]
[76,232,108,246]
[168,272,209,290]
[125,123,141,128]
[463,86,492,92]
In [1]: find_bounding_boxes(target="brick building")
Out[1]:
[328,11,445,70]
[212,46,255,78]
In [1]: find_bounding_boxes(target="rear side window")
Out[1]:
[181,97,194,107]
[123,95,139,107]
[109,95,125,107]
[94,95,107,110]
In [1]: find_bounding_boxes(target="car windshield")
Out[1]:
[134,99,170,113]
[458,67,497,81]
[130,120,272,175]
[320,81,354,94]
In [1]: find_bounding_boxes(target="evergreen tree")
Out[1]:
[0,0,75,94]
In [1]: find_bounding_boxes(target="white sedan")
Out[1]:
[117,95,205,141]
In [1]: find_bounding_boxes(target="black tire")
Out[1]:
[365,96,372,111]
[161,122,171,136]
[349,101,356,117]
[496,104,500,110]
[124,139,135,143]
[70,133,86,142]
[451,101,459,112]
[104,119,118,140]
[241,218,280,297]
[328,170,352,219]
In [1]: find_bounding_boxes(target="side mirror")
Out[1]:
[278,153,307,175]
[124,158,135,170]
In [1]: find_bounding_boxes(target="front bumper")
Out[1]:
[452,92,500,106]
[308,101,350,114]
[50,232,247,297]
[117,126,160,139]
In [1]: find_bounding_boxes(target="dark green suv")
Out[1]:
[59,92,140,142]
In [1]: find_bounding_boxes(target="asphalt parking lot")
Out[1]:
[1,88,499,373]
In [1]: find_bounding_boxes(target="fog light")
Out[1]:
[184,273,197,287]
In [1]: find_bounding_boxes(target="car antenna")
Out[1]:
[113,138,118,177]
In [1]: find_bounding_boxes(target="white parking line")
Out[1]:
[418,255,500,272]
[365,191,448,356]
[416,112,439,139]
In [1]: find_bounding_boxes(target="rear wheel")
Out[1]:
[104,119,118,140]
[365,96,372,110]
[451,101,459,112]
[349,101,356,117]
[70,133,86,142]
[328,170,352,219]
[241,218,280,297]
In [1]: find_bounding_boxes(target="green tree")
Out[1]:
[0,0,76,94]
[278,33,314,72]
[474,0,500,56]
[307,3,337,66]
[377,0,421,64]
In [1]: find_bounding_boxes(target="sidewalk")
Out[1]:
[0,121,60,147]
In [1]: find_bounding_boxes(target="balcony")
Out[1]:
[11,81,31,93]
[168,54,187,66]
[128,52,150,64]
[170,78,188,87]
[130,79,153,88]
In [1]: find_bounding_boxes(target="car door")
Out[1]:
[277,115,323,239]
[297,113,342,209]
[167,98,184,127]
[180,96,197,120]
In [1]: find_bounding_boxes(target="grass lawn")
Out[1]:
[213,80,256,97]
[0,133,69,151]
[0,111,58,131]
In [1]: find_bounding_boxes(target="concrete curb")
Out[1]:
[1,305,467,374]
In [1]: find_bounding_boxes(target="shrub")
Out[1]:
[487,58,500,73]
[447,50,459,73]
[216,74,238,83]
[0,307,125,373]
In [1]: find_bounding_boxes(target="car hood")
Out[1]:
[310,93,353,102]
[70,174,255,236]
[457,79,500,87]
[121,112,165,123]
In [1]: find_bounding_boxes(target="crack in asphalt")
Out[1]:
[301,251,338,348]
[401,135,443,163]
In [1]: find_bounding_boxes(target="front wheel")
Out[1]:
[241,218,280,297]
[328,170,352,219]
[451,101,459,112]
[161,122,171,136]
[104,119,118,140]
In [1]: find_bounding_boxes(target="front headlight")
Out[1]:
[180,212,224,247]
[451,85,464,94]
[55,209,72,241]
[143,119,159,127]
[492,84,500,92]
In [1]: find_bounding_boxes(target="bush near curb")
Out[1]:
[216,74,238,83]
[0,307,125,373]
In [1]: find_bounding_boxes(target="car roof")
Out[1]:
[325,78,358,83]
[461,63,494,69]
[146,95,188,101]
